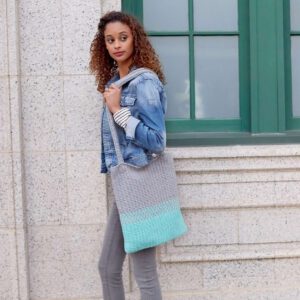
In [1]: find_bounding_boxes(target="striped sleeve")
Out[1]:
[113,107,131,128]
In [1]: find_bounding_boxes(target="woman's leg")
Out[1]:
[130,247,162,300]
[98,201,126,300]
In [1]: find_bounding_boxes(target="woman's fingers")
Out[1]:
[103,84,121,113]
[109,84,121,93]
[109,83,117,89]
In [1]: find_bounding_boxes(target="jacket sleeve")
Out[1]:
[125,78,166,154]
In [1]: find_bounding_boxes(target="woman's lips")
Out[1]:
[114,51,125,57]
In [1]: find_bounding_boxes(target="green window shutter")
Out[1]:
[285,0,300,130]
[249,0,286,133]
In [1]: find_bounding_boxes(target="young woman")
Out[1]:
[89,11,167,300]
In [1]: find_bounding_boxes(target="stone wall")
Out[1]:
[0,0,117,299]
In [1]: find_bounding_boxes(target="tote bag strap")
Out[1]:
[105,68,156,164]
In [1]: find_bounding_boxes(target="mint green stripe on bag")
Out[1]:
[121,207,187,253]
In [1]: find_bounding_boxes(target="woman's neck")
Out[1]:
[117,61,133,78]
[118,66,129,78]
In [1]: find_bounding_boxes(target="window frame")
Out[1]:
[146,0,250,135]
[122,0,300,146]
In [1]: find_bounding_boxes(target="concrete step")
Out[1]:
[125,285,300,300]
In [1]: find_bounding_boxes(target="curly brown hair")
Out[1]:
[89,11,165,93]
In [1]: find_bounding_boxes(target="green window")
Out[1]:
[122,0,300,146]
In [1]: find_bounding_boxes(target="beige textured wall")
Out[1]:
[0,0,119,299]
[1,0,28,299]
[2,0,300,299]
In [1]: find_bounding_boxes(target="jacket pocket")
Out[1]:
[121,95,136,107]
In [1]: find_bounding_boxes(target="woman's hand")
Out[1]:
[103,84,121,114]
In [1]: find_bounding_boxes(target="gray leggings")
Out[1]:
[98,201,162,300]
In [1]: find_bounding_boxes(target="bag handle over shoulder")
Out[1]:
[105,68,156,165]
[112,67,156,88]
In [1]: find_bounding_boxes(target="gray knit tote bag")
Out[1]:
[105,68,188,253]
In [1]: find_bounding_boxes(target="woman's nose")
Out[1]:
[114,40,121,49]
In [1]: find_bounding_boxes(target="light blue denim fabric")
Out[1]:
[100,69,167,173]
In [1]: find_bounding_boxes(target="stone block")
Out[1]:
[28,224,104,263]
[28,226,72,263]
[64,75,101,151]
[0,230,18,300]
[131,261,203,296]
[67,151,106,224]
[62,0,101,74]
[177,169,300,185]
[239,207,300,244]
[28,224,131,299]
[29,258,70,299]
[21,76,65,151]
[157,262,203,292]
[175,155,300,172]
[169,144,300,160]
[179,181,276,209]
[274,181,300,206]
[19,0,62,75]
[101,0,121,14]
[24,151,68,225]
[202,259,276,290]
[176,209,238,246]
[236,287,300,300]
[274,258,300,287]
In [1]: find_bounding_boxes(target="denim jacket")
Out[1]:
[100,69,167,173]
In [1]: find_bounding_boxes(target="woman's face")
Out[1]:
[104,21,134,68]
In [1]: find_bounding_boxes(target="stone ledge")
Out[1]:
[126,284,300,300]
[167,144,300,158]
[160,241,300,263]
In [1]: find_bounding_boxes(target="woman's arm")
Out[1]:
[125,78,166,154]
